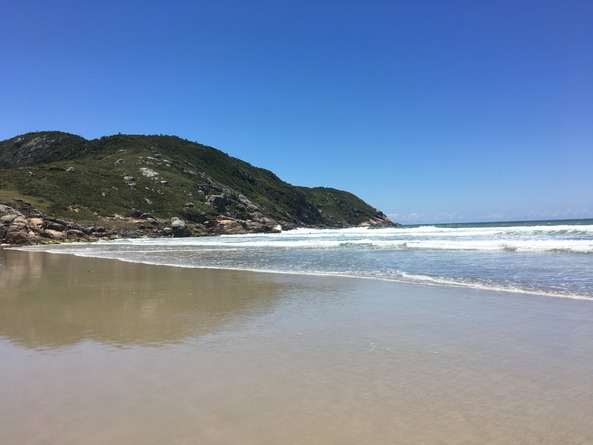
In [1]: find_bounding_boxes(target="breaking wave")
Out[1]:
[12,219,593,300]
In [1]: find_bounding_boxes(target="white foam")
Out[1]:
[15,224,593,254]
[11,245,592,301]
[10,221,593,301]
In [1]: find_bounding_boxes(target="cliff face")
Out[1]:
[0,131,395,244]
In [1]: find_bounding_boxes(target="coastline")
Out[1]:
[9,233,593,302]
[2,249,593,444]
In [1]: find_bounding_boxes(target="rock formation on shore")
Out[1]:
[1,132,396,245]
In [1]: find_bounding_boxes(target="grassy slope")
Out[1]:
[297,186,385,226]
[0,132,389,227]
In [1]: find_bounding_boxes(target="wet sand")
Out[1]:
[1,249,593,444]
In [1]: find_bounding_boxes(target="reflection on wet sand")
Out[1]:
[0,249,285,348]
[1,249,593,444]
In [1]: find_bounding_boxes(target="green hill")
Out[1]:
[0,131,394,243]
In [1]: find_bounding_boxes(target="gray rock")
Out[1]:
[1,216,37,244]
[45,220,67,231]
[207,194,227,212]
[66,229,86,238]
[88,226,106,233]
[0,204,18,214]
[1,214,18,224]
[66,167,76,173]
[171,217,191,237]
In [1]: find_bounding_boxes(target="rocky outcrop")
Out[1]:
[204,215,275,234]
[1,204,110,245]
[11,136,60,166]
[0,202,287,246]
[206,194,227,212]
[5,132,87,167]
[359,212,395,227]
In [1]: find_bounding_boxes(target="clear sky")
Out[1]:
[1,0,592,224]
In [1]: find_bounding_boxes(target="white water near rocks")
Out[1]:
[17,219,593,300]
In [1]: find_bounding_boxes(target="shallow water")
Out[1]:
[1,250,593,444]
[16,219,593,299]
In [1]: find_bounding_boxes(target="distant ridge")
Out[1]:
[0,131,395,244]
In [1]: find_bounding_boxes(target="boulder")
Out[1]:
[206,194,227,212]
[170,217,191,237]
[245,215,282,233]
[42,229,66,240]
[215,217,248,235]
[45,220,67,231]
[66,229,86,238]
[1,213,18,224]
[1,216,41,244]
[28,217,44,230]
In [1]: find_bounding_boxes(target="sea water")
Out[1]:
[15,219,593,300]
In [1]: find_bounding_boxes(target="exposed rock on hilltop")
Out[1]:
[0,131,396,245]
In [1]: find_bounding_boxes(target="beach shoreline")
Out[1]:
[2,249,593,444]
[8,243,593,302]
[8,219,593,301]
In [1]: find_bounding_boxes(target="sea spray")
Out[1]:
[13,219,593,300]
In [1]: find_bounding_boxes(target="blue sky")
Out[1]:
[1,0,592,224]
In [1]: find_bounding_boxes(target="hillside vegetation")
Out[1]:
[0,131,394,243]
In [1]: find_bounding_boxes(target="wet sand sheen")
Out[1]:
[1,249,593,444]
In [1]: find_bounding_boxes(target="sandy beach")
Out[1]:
[1,249,593,444]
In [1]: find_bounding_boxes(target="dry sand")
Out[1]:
[1,249,593,444]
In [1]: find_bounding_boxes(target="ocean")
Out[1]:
[15,219,593,299]
[15,218,593,300]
